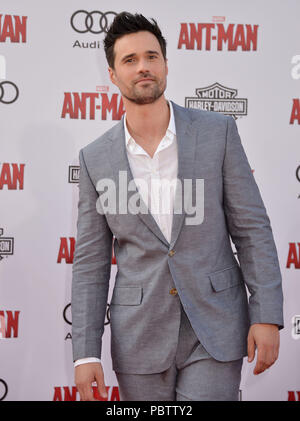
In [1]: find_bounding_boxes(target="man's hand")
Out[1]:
[75,362,108,401]
[247,323,280,375]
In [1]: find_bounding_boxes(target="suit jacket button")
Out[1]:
[169,288,178,295]
[168,249,175,257]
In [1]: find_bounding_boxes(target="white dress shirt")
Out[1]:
[74,100,178,367]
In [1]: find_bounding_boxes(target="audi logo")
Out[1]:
[70,10,117,34]
[63,303,110,325]
[63,303,72,325]
[0,379,8,401]
[0,81,19,104]
[106,303,110,325]
[296,165,300,182]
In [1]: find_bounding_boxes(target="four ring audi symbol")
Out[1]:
[0,81,19,104]
[296,165,300,182]
[70,10,117,34]
[0,379,8,401]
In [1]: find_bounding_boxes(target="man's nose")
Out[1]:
[136,58,150,74]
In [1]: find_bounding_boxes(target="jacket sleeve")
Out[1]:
[222,116,284,330]
[71,148,113,361]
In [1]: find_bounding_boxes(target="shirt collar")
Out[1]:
[124,100,176,151]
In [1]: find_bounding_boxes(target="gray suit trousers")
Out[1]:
[115,302,243,401]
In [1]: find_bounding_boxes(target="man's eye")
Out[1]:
[125,58,134,63]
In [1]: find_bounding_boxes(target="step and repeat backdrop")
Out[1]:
[0,0,299,401]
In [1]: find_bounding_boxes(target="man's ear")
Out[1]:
[165,58,168,76]
[108,67,117,86]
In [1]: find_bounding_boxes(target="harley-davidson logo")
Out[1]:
[185,82,248,119]
[68,165,80,183]
[0,228,14,261]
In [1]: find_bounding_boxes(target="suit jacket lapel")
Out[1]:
[106,118,170,247]
[106,101,197,249]
[169,101,197,249]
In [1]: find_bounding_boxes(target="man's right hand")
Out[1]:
[75,362,108,401]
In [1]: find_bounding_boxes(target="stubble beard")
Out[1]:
[122,76,167,105]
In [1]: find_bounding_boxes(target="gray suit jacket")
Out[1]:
[71,101,284,374]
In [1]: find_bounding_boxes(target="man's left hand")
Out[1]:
[247,323,280,375]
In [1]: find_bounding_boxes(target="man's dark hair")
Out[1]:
[104,12,167,69]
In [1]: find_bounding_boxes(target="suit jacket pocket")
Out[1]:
[110,286,143,305]
[208,265,243,292]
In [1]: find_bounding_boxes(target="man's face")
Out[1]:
[108,31,168,105]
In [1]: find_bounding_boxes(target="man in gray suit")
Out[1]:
[71,12,284,401]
